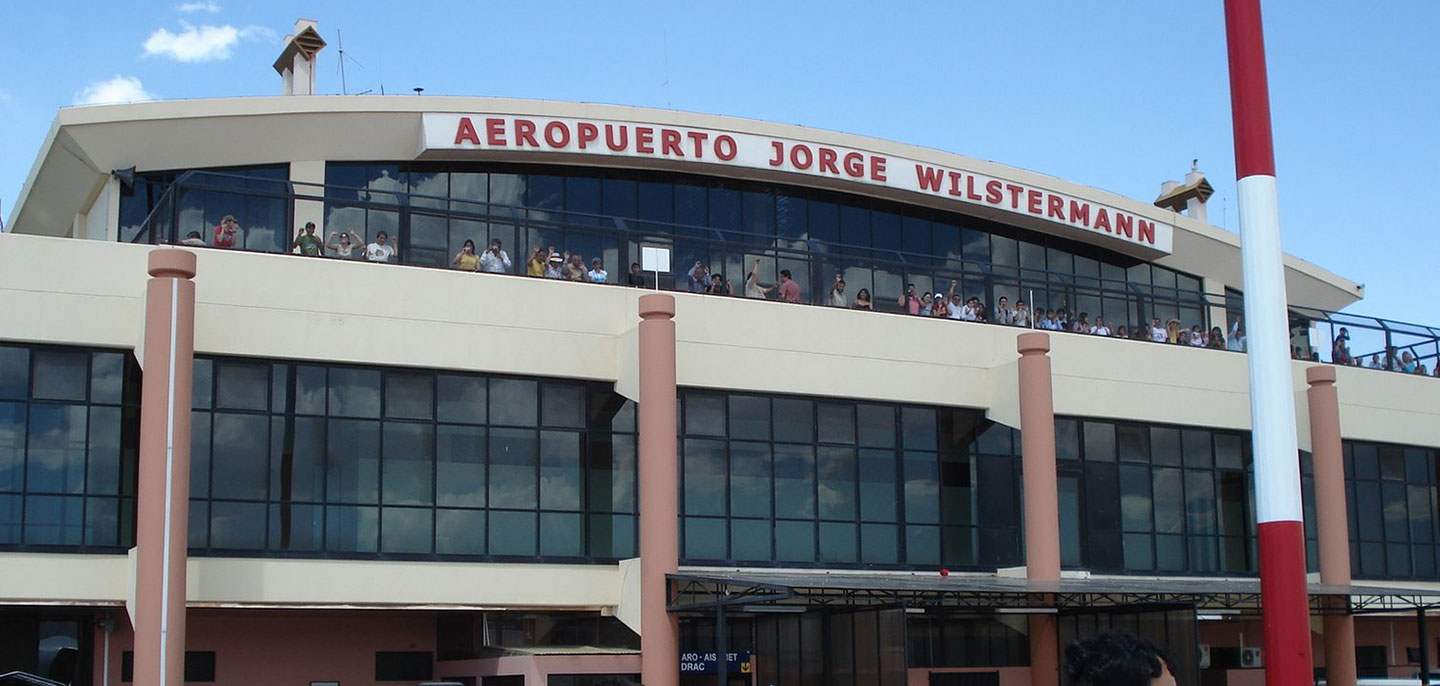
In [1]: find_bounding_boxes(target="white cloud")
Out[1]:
[175,1,220,12]
[73,76,155,106]
[142,21,279,61]
[143,22,239,61]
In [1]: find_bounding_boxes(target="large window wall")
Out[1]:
[118,165,291,252]
[0,344,139,550]
[187,356,637,561]
[677,391,1023,569]
[1056,418,1255,575]
[321,162,1208,329]
[1345,440,1440,580]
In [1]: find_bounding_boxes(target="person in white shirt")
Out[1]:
[587,258,608,283]
[994,297,1014,326]
[744,259,769,299]
[1148,318,1168,343]
[365,231,394,263]
[1226,317,1246,352]
[480,238,512,273]
[959,297,981,322]
[1187,325,1206,347]
[828,273,848,307]
[1091,317,1111,337]
[1013,300,1032,328]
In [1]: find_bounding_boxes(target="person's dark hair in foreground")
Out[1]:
[1065,631,1175,686]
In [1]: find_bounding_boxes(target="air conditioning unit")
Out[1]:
[1240,647,1264,669]
[1198,644,1211,669]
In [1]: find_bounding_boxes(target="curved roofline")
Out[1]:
[12,95,1363,309]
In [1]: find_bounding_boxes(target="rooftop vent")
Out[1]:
[273,19,327,96]
[1154,160,1215,223]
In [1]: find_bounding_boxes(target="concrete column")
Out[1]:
[638,293,679,686]
[134,249,198,686]
[1308,365,1356,686]
[1018,332,1060,686]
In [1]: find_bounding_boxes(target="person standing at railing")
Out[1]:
[828,273,848,307]
[744,259,770,299]
[1331,327,1353,365]
[213,215,241,249]
[587,258,609,284]
[776,269,801,303]
[853,288,874,310]
[898,284,921,315]
[365,231,394,263]
[1092,317,1112,337]
[1014,300,1032,328]
[180,231,207,247]
[706,273,732,295]
[326,229,363,259]
[1207,327,1226,350]
[686,261,710,293]
[526,247,548,277]
[453,240,481,272]
[994,296,1014,326]
[1227,316,1246,352]
[291,222,323,257]
[565,253,587,281]
[480,239,512,274]
[544,251,566,279]
[626,262,646,287]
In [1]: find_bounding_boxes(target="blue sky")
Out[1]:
[1,1,1434,325]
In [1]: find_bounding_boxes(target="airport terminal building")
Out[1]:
[2,25,1439,686]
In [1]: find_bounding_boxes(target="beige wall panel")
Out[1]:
[0,554,129,604]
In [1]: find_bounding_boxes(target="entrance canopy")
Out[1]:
[670,571,1440,616]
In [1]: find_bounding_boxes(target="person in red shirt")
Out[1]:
[213,215,241,248]
[777,269,801,303]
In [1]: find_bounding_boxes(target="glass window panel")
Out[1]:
[188,412,210,498]
[1153,468,1184,534]
[33,351,88,401]
[990,235,1017,267]
[1119,465,1153,531]
[325,504,378,552]
[1189,536,1217,572]
[1214,434,1244,470]
[901,216,931,255]
[1150,427,1181,466]
[540,512,583,556]
[436,508,486,556]
[540,431,582,510]
[975,422,1011,455]
[861,523,899,564]
[684,517,727,560]
[328,368,381,418]
[839,205,869,247]
[450,171,488,205]
[1083,422,1116,462]
[859,449,898,522]
[0,403,23,492]
[1055,419,1079,463]
[684,394,725,437]
[727,395,769,440]
[490,379,538,427]
[1182,430,1213,468]
[807,200,839,244]
[818,447,858,520]
[1059,476,1081,565]
[542,383,584,428]
[211,413,269,500]
[773,398,813,444]
[1123,533,1154,570]
[565,175,602,214]
[683,438,726,516]
[85,496,120,547]
[213,361,269,411]
[437,425,486,507]
[209,501,266,550]
[326,419,379,504]
[0,347,28,400]
[775,520,816,563]
[1156,534,1185,571]
[960,229,989,263]
[902,408,937,451]
[742,190,775,237]
[25,404,86,494]
[729,441,771,519]
[385,373,434,420]
[273,417,325,503]
[295,366,325,415]
[489,510,538,556]
[774,444,816,519]
[1379,446,1405,480]
[1383,482,1408,541]
[379,507,433,554]
[730,518,771,562]
[904,451,940,524]
[382,423,433,506]
[601,177,637,217]
[907,525,941,565]
[268,503,323,551]
[819,521,858,563]
[437,375,486,425]
[857,405,895,448]
[489,428,538,509]
[1116,425,1148,463]
[1185,470,1216,535]
[1019,241,1045,271]
[23,495,84,545]
[817,403,855,444]
[638,181,673,222]
[1409,485,1434,544]
[90,353,124,405]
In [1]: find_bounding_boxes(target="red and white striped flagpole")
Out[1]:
[1223,1,1313,683]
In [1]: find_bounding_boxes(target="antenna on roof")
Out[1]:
[335,29,365,96]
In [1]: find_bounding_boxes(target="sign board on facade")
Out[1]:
[421,113,1175,255]
[679,650,752,675]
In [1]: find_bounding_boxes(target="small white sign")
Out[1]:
[641,245,671,273]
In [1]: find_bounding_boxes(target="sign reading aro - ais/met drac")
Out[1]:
[421,113,1174,255]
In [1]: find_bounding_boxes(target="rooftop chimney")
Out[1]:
[273,19,327,96]
[1154,159,1215,224]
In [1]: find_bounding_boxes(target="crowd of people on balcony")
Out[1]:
[178,218,1439,377]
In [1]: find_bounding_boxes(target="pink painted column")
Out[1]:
[1308,366,1356,686]
[638,293,679,686]
[1017,332,1060,686]
[134,249,197,686]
